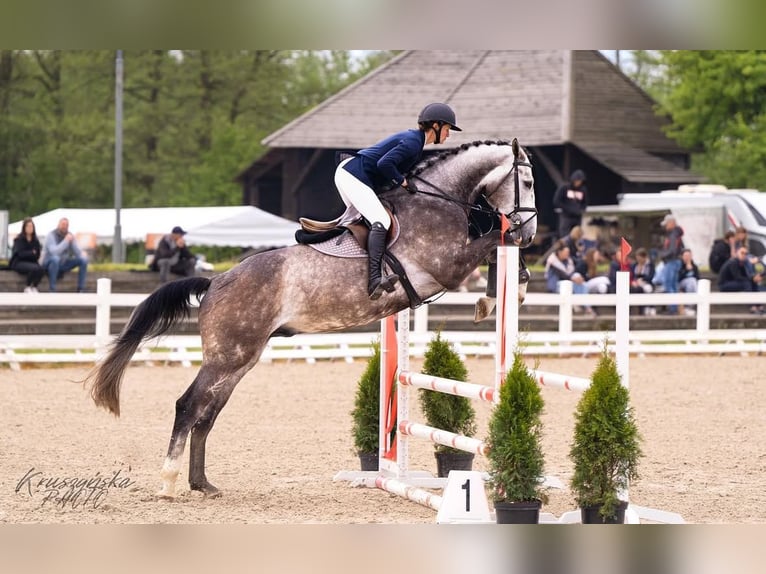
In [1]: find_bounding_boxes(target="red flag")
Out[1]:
[620,237,632,271]
[499,214,510,245]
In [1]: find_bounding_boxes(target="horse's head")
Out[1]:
[474,138,537,248]
[408,139,537,248]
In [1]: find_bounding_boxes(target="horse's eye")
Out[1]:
[523,179,533,188]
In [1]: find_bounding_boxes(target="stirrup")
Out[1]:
[369,274,399,300]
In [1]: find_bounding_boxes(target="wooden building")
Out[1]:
[236,50,702,236]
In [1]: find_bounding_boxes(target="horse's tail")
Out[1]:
[88,276,211,416]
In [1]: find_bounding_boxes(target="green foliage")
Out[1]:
[569,348,642,520]
[655,51,766,190]
[351,340,381,454]
[486,352,547,504]
[419,332,476,453]
[0,50,395,221]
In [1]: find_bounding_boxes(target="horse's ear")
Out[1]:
[512,138,520,158]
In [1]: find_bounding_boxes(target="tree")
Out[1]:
[0,50,396,222]
[656,51,766,189]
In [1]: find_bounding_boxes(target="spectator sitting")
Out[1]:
[718,246,764,314]
[576,246,610,295]
[149,226,197,283]
[561,225,585,265]
[733,225,760,279]
[41,217,88,293]
[678,248,699,316]
[630,247,656,315]
[545,243,595,317]
[605,248,644,296]
[708,230,736,275]
[10,217,45,293]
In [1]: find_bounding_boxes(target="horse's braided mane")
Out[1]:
[409,139,528,178]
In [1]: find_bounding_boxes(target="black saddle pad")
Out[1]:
[295,227,346,245]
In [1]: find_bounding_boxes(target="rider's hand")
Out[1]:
[404,180,418,194]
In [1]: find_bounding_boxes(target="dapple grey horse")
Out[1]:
[88,139,537,498]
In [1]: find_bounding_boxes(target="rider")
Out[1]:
[334,102,461,300]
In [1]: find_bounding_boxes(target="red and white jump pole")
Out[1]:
[338,244,639,521]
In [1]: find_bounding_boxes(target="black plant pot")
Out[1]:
[434,451,474,478]
[358,451,378,471]
[580,501,629,524]
[494,500,542,524]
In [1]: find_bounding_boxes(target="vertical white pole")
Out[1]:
[95,278,112,354]
[615,271,630,389]
[558,280,573,340]
[696,279,711,335]
[413,305,429,335]
[378,316,390,473]
[494,247,508,393]
[505,246,519,386]
[396,308,410,477]
[616,270,632,510]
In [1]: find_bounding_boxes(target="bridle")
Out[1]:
[408,152,538,238]
[484,155,538,236]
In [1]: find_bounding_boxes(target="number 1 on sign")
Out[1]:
[436,471,490,524]
[461,478,470,511]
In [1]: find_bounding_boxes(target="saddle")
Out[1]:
[297,206,400,252]
[295,205,422,308]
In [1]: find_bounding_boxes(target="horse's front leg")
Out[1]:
[473,243,531,323]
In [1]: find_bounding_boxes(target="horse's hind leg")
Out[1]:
[187,391,234,497]
[157,362,244,498]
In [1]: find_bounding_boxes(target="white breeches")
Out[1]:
[334,158,391,229]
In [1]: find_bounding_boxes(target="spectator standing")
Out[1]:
[552,169,588,240]
[10,217,44,293]
[657,214,685,314]
[631,247,656,315]
[718,246,763,314]
[678,248,699,316]
[150,226,197,284]
[41,217,88,293]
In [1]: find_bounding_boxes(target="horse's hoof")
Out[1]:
[474,297,496,323]
[191,481,222,498]
[156,491,176,500]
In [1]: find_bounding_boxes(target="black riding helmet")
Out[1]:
[418,102,462,132]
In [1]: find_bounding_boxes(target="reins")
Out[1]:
[406,147,538,237]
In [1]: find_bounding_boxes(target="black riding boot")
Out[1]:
[367,222,399,300]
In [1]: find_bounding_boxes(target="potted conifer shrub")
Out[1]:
[485,351,548,524]
[569,348,643,524]
[350,340,382,471]
[419,332,477,477]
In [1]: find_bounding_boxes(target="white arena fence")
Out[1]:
[1,276,766,369]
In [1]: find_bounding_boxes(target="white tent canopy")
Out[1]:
[9,206,300,248]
